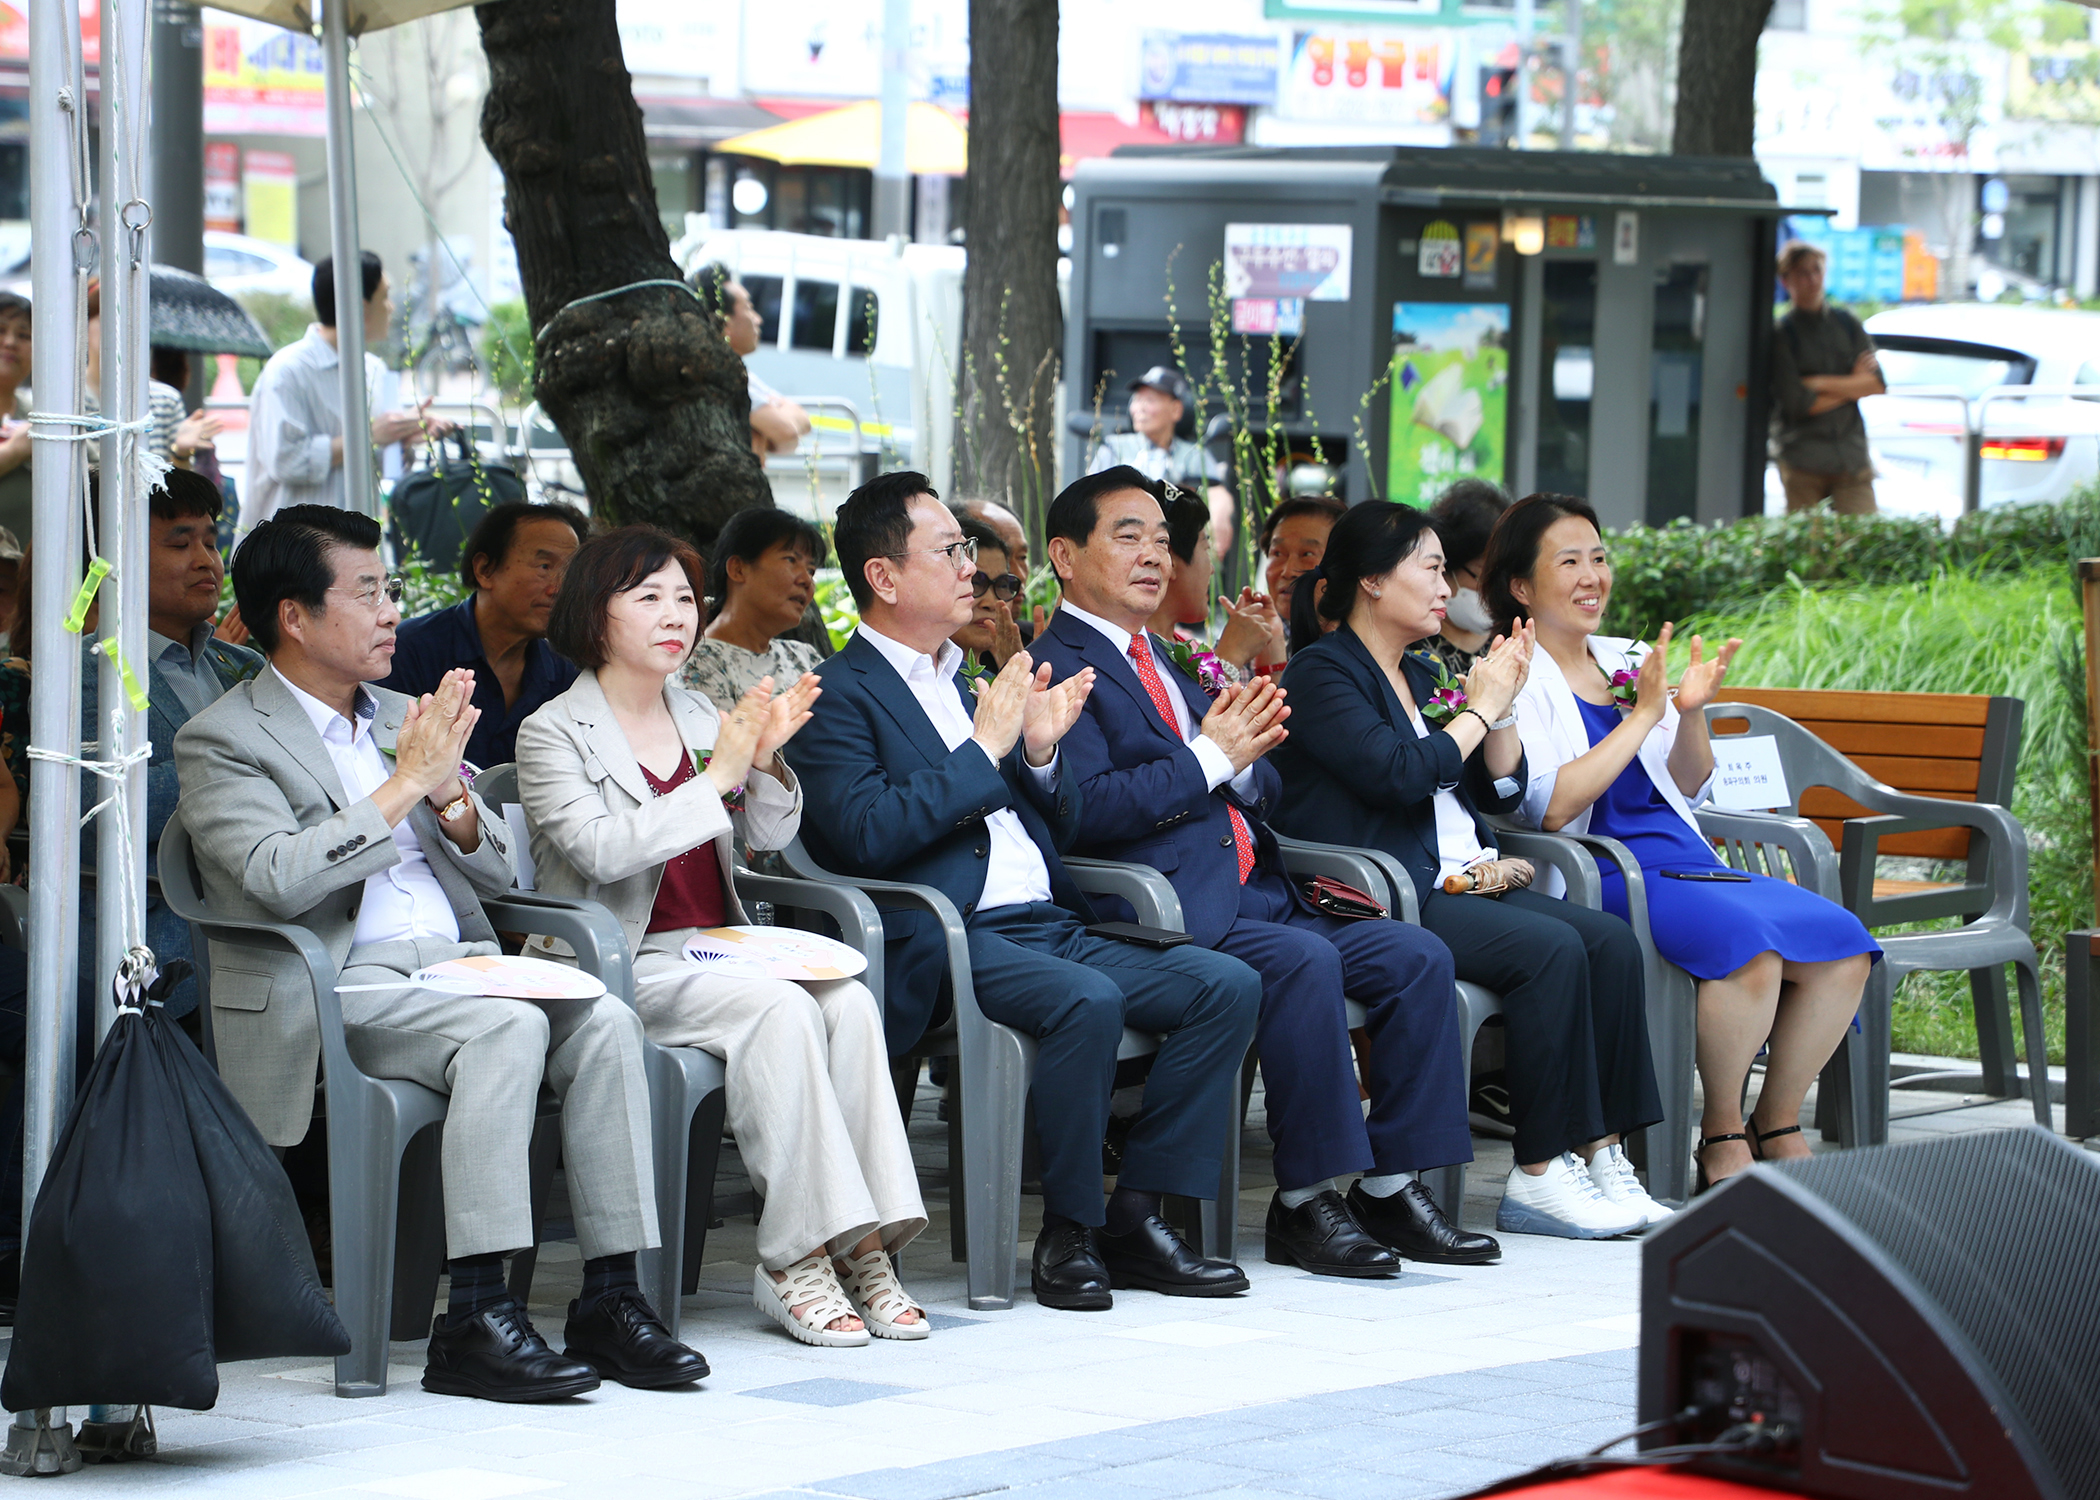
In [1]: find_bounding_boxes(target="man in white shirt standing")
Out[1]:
[175,504,705,1401]
[240,251,454,533]
[785,472,1263,1312]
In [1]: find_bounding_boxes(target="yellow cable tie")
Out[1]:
[65,557,112,634]
[98,637,150,713]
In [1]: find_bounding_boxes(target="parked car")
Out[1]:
[204,231,315,303]
[1855,303,2100,520]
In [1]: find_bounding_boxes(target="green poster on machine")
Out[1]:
[1386,302,1509,507]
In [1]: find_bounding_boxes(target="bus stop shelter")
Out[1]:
[1065,145,1800,529]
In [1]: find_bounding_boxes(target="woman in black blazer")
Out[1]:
[1272,501,1666,1242]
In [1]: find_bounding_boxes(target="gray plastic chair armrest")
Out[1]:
[1269,834,1421,924]
[487,892,635,1004]
[1063,857,1186,930]
[1697,808,1839,899]
[734,870,888,1006]
[1842,800,2030,926]
[775,847,985,1035]
[1482,825,1604,909]
[1554,830,1653,940]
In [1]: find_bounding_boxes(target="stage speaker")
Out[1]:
[1639,1126,2100,1500]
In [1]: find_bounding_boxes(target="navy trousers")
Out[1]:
[1216,870,1471,1189]
[965,903,1262,1227]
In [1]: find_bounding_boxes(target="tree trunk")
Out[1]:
[1671,0,1772,157]
[954,0,1063,545]
[476,0,768,547]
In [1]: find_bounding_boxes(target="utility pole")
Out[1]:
[152,0,206,407]
[874,0,911,240]
[1515,0,1534,148]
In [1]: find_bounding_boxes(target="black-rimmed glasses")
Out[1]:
[971,571,1023,601]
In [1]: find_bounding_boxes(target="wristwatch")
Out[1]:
[433,790,472,823]
[1488,713,1518,732]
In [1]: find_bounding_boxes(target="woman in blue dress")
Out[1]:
[1485,494,1878,1190]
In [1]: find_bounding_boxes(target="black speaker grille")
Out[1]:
[1774,1127,2100,1500]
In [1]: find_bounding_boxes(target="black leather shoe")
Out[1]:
[423,1297,601,1402]
[1097,1213,1249,1297]
[1348,1180,1502,1265]
[1264,1190,1401,1278]
[564,1287,710,1388]
[1032,1220,1113,1311]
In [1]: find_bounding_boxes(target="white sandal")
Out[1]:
[834,1248,930,1341]
[754,1255,870,1348]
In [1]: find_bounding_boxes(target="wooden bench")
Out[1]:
[1708,687,2024,926]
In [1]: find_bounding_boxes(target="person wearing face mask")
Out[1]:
[518,525,930,1349]
[1272,499,1670,1240]
[1488,493,1878,1193]
[682,506,829,714]
[1424,479,1511,676]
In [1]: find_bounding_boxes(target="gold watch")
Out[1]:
[433,790,471,823]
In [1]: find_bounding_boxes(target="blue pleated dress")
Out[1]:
[1575,697,1881,981]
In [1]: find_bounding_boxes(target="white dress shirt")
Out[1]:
[1054,600,1260,799]
[275,668,461,947]
[240,325,390,533]
[1403,705,1498,884]
[856,624,1056,913]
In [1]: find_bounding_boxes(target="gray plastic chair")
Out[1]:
[780,836,1237,1310]
[159,809,629,1396]
[473,763,892,1337]
[1702,702,2045,1143]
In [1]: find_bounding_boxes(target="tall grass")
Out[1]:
[1670,570,2090,1062]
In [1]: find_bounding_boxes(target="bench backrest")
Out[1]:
[1708,688,2023,862]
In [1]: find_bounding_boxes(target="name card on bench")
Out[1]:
[1709,735,1791,811]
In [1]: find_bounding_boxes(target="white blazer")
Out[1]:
[1511,635,1714,897]
[515,669,803,956]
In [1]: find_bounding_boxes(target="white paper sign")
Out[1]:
[1224,223,1353,303]
[1709,735,1791,811]
[502,804,537,891]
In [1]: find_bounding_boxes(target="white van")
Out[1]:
[668,224,966,519]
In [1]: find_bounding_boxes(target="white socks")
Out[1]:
[1277,1179,1338,1209]
[1357,1173,1410,1199]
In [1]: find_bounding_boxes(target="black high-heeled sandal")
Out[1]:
[1695,1132,1750,1196]
[1750,1121,1803,1161]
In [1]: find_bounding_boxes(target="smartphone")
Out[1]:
[1086,921,1195,948]
[1661,868,1753,883]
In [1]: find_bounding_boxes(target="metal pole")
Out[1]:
[1514,0,1534,149]
[322,0,376,518]
[1560,0,1580,151]
[7,0,90,1469]
[873,0,910,240]
[97,0,151,1048]
[152,0,205,406]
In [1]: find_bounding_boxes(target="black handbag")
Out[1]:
[388,432,526,573]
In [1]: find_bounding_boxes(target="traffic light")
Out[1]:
[1479,60,1519,146]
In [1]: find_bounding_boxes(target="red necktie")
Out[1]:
[1128,635,1254,884]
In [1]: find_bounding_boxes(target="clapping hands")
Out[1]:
[396,668,480,801]
[1199,677,1290,772]
[971,651,1095,767]
[1671,631,1743,714]
[1213,588,1284,670]
[709,673,821,797]
[1462,621,1533,723]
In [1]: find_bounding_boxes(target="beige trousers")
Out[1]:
[1780,462,1877,515]
[637,927,926,1270]
[338,936,659,1261]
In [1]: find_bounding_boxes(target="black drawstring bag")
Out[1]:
[1,965,348,1411]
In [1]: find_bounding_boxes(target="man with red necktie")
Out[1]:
[1032,468,1498,1277]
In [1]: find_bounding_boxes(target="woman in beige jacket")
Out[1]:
[516,525,927,1349]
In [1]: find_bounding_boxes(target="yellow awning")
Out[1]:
[715,100,967,176]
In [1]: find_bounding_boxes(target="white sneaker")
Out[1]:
[1587,1143,1675,1228]
[1495,1153,1647,1240]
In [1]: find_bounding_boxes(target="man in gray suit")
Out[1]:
[174,504,705,1402]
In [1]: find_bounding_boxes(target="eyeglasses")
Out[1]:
[971,571,1023,601]
[329,576,405,610]
[887,538,977,571]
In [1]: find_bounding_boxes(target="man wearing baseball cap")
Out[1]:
[1088,366,1230,511]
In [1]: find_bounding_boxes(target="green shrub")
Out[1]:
[480,299,534,405]
[232,290,316,393]
[1673,570,2091,1063]
[1601,490,2100,638]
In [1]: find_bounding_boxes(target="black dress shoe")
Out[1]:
[1264,1190,1401,1278]
[1032,1220,1113,1311]
[1097,1213,1249,1297]
[423,1297,601,1402]
[1347,1180,1502,1265]
[564,1287,710,1388]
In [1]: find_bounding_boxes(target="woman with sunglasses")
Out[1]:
[948,518,1028,671]
[683,506,829,715]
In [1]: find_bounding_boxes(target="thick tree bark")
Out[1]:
[1671,0,1772,157]
[476,0,768,547]
[954,0,1062,541]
